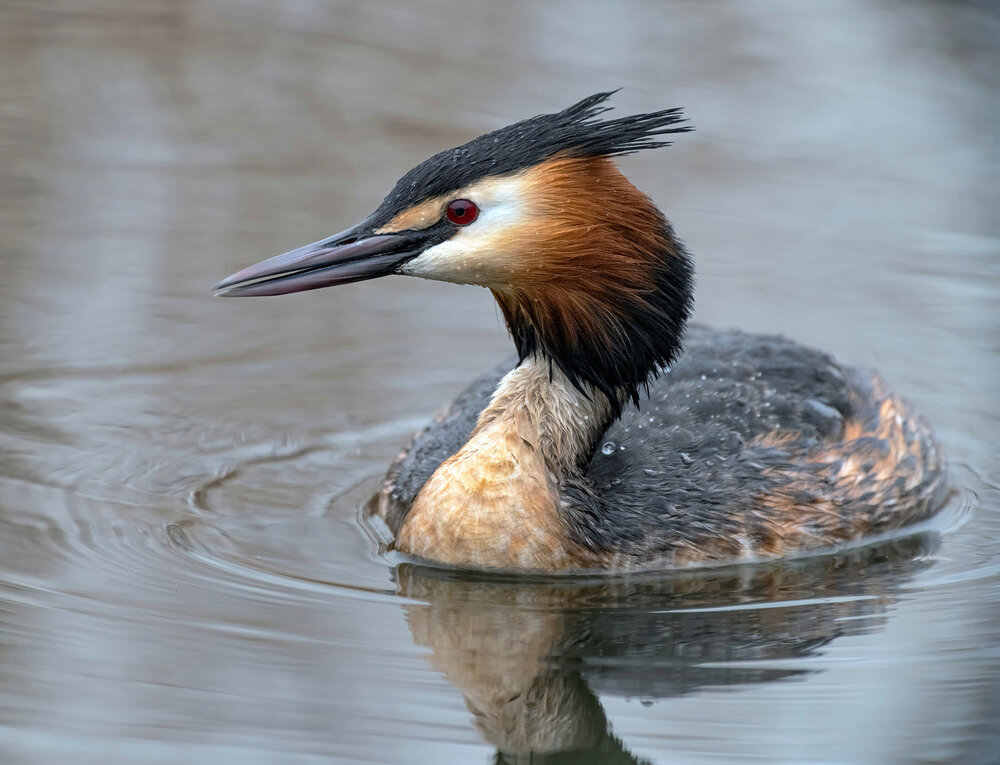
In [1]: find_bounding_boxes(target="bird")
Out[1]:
[214,92,949,574]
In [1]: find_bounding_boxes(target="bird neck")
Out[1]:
[396,357,612,571]
[489,157,694,413]
[476,356,615,477]
[397,160,694,570]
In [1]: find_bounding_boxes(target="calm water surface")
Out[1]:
[1,1,998,762]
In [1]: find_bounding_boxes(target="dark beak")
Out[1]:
[213,225,417,297]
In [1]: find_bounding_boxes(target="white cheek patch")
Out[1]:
[399,175,529,285]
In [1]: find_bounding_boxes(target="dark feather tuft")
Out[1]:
[367,91,691,229]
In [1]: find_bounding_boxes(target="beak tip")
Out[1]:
[212,273,244,297]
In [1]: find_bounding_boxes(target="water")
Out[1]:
[1,1,998,762]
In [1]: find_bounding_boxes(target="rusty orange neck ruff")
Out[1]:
[489,156,692,411]
[395,358,614,571]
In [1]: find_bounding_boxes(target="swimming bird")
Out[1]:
[214,92,948,573]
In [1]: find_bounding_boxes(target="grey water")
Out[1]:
[1,1,998,762]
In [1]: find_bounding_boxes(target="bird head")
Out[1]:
[214,92,694,410]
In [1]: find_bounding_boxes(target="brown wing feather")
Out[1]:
[744,371,949,558]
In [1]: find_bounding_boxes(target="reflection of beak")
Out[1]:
[212,225,419,297]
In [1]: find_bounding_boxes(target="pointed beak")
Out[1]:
[213,226,418,297]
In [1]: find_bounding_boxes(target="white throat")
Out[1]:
[478,356,613,477]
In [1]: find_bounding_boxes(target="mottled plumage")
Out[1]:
[379,326,948,570]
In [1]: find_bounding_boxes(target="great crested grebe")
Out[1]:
[215,92,948,573]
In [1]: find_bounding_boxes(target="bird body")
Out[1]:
[216,93,948,573]
[379,327,947,571]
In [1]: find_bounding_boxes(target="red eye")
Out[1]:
[446,199,479,226]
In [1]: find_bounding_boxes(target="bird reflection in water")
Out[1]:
[395,533,938,763]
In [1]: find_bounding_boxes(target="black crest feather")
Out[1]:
[368,91,691,228]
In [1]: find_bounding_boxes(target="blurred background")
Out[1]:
[1,1,998,763]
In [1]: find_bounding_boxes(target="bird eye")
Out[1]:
[445,199,479,226]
